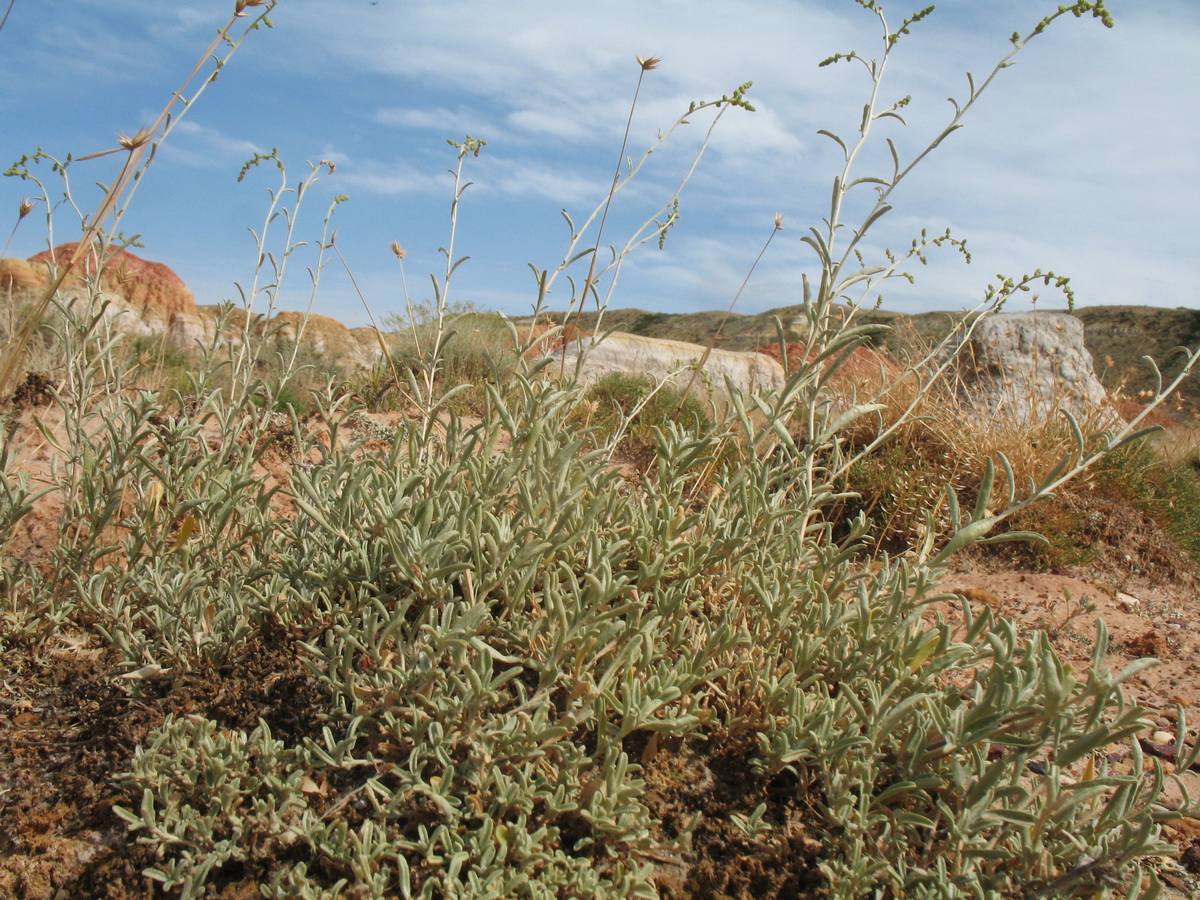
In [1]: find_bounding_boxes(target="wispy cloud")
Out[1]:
[332,147,606,206]
[336,162,439,197]
[374,105,496,137]
[162,121,263,169]
[505,109,594,142]
[484,159,607,206]
[10,20,150,84]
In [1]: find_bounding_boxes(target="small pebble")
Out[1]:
[1151,730,1175,745]
[1182,843,1200,874]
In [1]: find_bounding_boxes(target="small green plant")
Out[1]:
[581,371,713,459]
[1093,437,1200,566]
[117,716,312,900]
[381,305,522,414]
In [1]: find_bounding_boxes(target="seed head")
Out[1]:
[390,242,407,260]
[636,55,663,71]
[117,128,153,151]
[773,213,785,230]
[18,198,34,220]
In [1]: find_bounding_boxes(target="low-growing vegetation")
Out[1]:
[2,1,1199,898]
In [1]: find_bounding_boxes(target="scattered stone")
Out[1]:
[1138,737,1200,772]
[1181,843,1200,874]
[1125,629,1170,658]
[1164,816,1200,843]
[1116,591,1141,610]
[959,587,1004,609]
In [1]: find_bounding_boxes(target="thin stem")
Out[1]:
[561,57,658,354]
[0,4,278,397]
[827,6,1096,302]
[422,141,477,413]
[1,194,35,259]
[582,61,652,307]
[332,240,410,409]
[673,215,785,410]
[0,0,17,34]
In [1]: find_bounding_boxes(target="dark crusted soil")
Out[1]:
[0,625,833,900]
[637,735,826,899]
[0,617,327,899]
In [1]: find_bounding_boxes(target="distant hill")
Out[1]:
[520,305,1200,419]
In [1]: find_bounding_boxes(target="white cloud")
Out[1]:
[374,106,497,138]
[704,101,809,163]
[337,164,437,197]
[485,159,608,206]
[505,108,594,142]
[19,21,151,83]
[331,151,602,204]
[163,121,264,169]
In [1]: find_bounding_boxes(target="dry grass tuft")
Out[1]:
[832,346,1163,559]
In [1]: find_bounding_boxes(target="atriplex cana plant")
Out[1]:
[2,1,1199,898]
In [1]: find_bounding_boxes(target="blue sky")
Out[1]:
[1,0,1197,327]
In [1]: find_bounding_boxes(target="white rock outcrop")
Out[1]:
[555,332,785,406]
[943,312,1110,424]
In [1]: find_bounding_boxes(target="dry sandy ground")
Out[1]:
[935,567,1200,895]
[939,570,1199,776]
